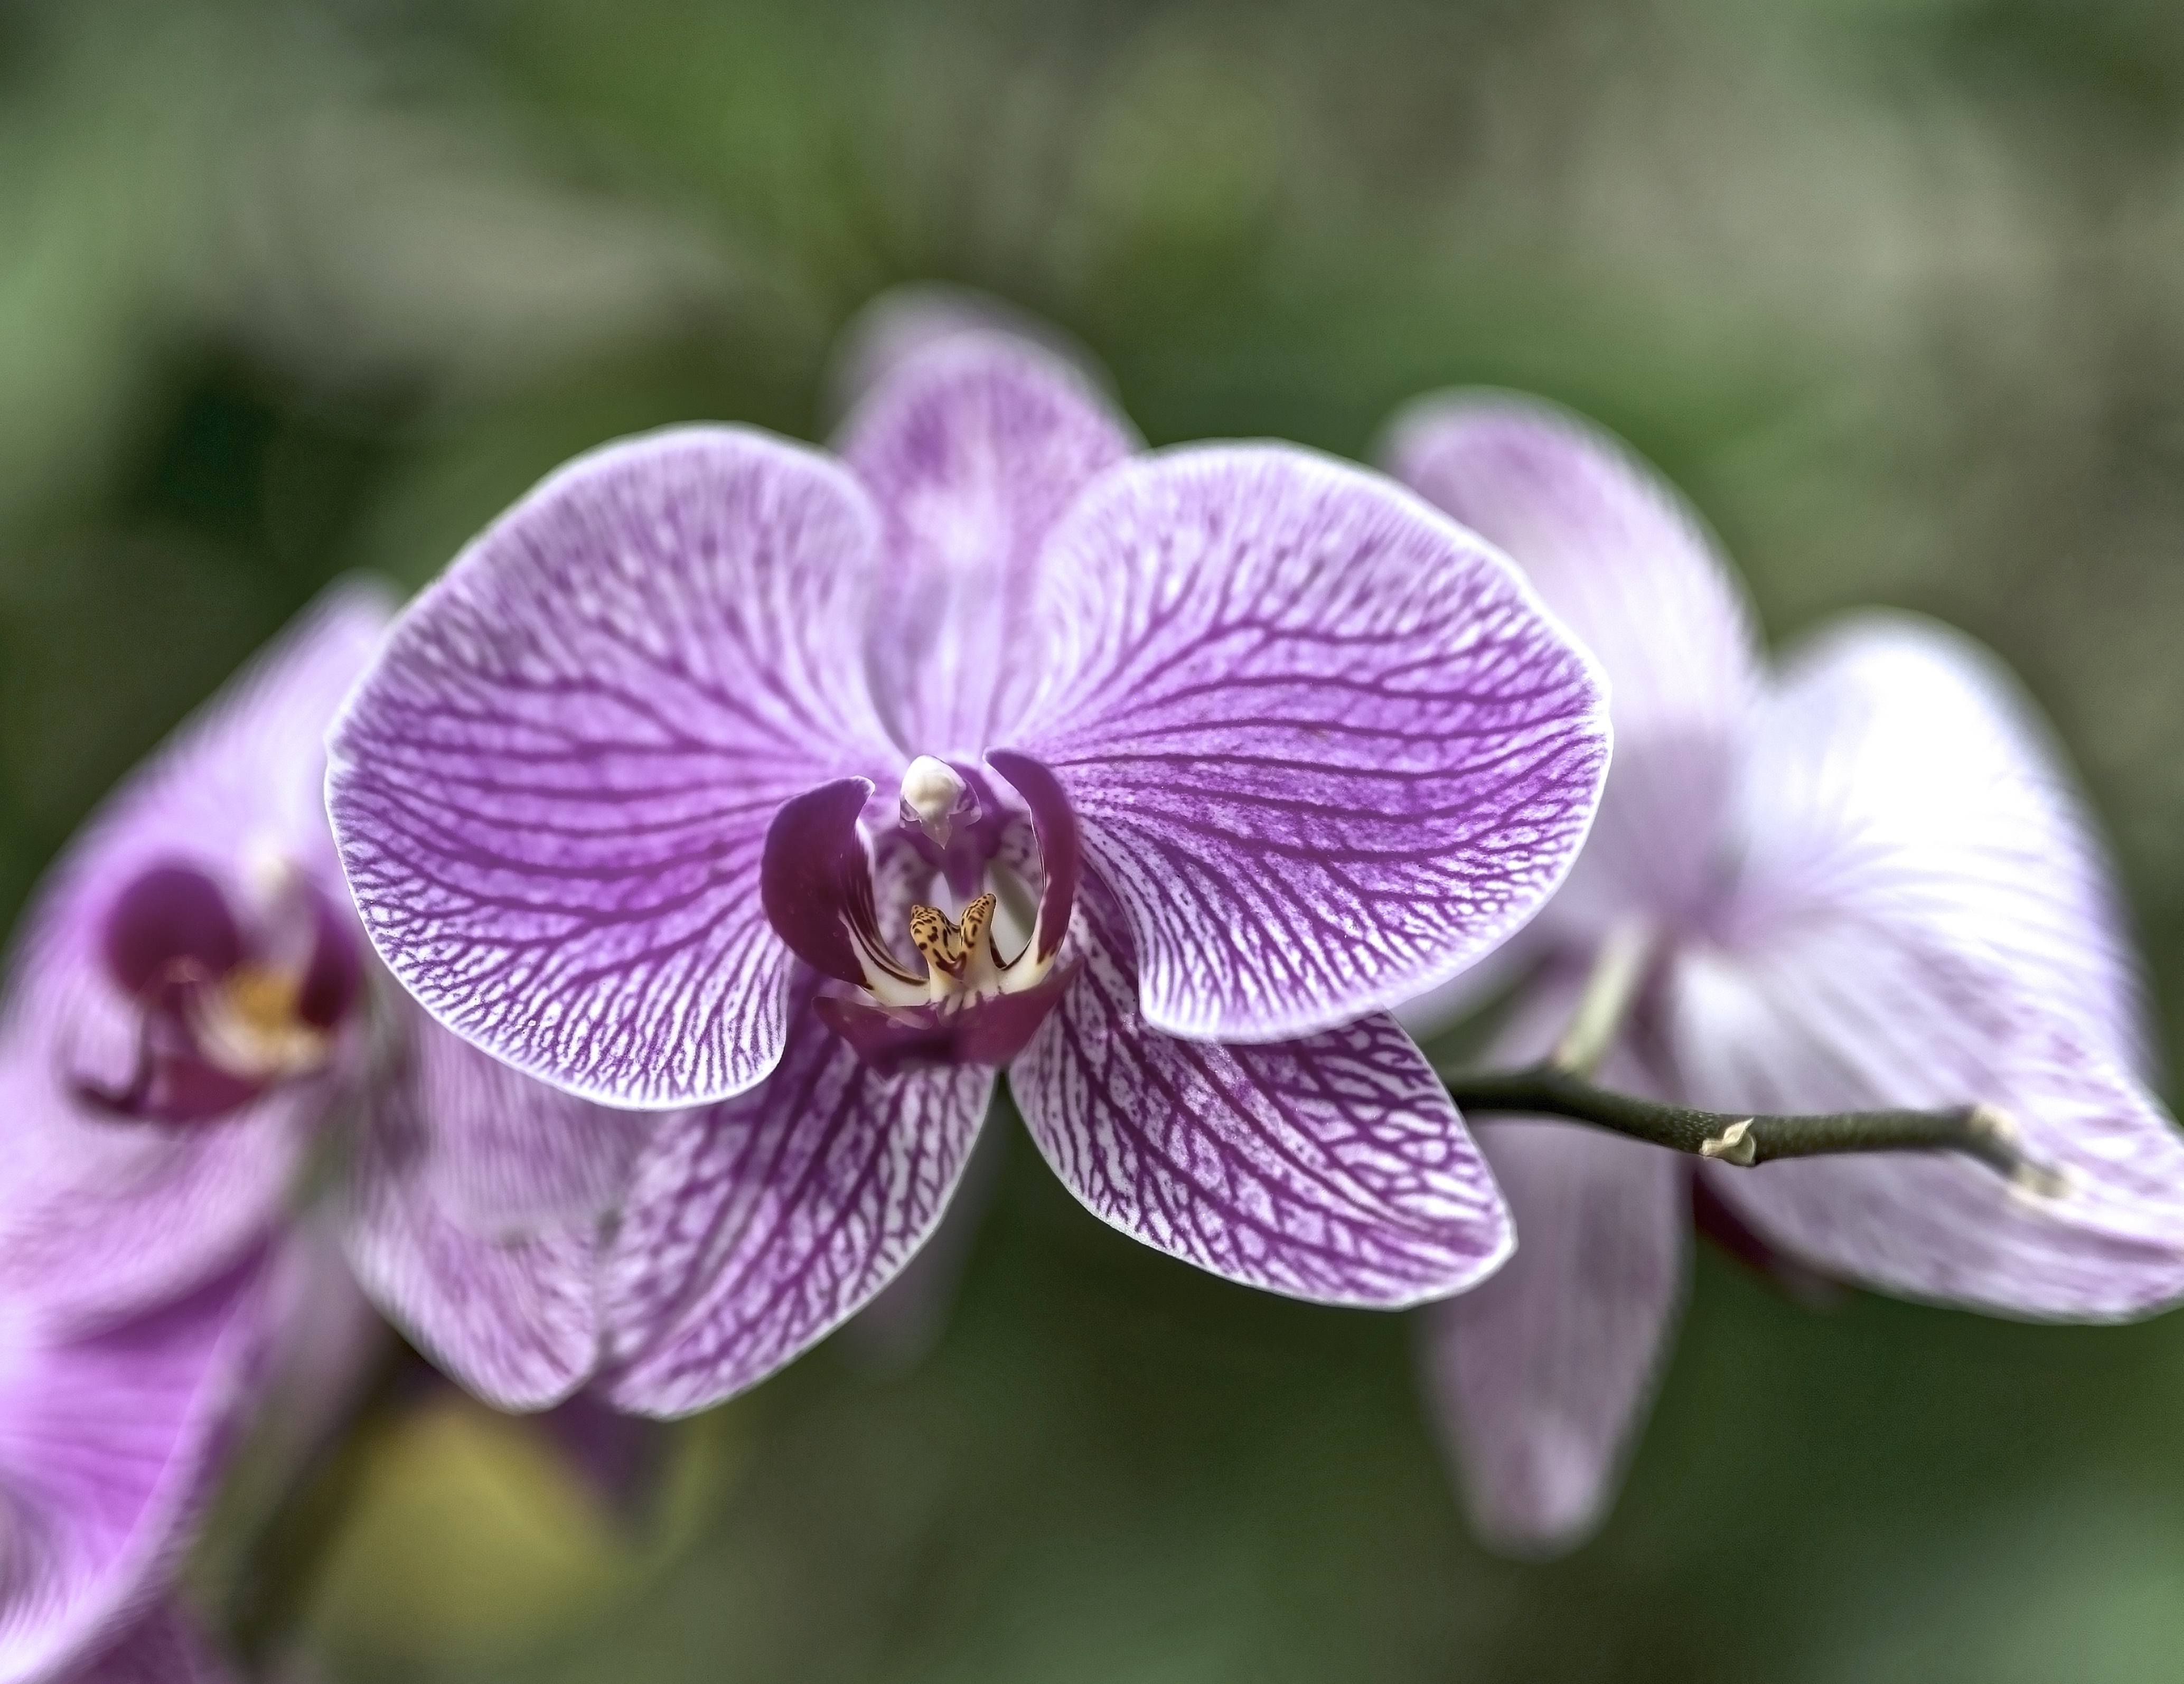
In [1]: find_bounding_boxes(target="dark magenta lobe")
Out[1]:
[101,863,242,1000]
[812,960,1081,1078]
[78,859,362,1125]
[295,882,363,1030]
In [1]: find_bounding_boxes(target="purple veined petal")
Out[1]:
[1416,966,1688,1557]
[343,1008,612,1412]
[820,283,1113,429]
[1670,930,2184,1319]
[1004,444,1611,1045]
[841,1118,1009,1372]
[1383,393,1760,936]
[836,330,1138,759]
[0,582,390,1325]
[327,428,903,1109]
[1013,872,1512,1306]
[597,981,995,1417]
[1422,1125,1686,1557]
[402,1003,653,1237]
[0,1252,270,1684]
[55,1602,234,1684]
[1722,610,2150,1077]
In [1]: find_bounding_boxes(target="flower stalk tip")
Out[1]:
[1440,1061,2045,1184]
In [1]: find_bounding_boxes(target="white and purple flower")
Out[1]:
[0,584,540,1676]
[1385,393,2184,1556]
[324,319,1615,1415]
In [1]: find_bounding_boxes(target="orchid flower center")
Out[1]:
[760,750,1084,1074]
[75,856,362,1124]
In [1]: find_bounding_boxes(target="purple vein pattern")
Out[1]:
[840,329,1138,756]
[0,582,391,1328]
[327,432,901,1108]
[1388,390,2184,1557]
[596,976,992,1417]
[1014,874,1510,1305]
[343,995,624,1411]
[326,299,1615,1406]
[1008,446,1611,1045]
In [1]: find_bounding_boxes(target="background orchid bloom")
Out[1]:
[0,582,392,1329]
[0,1254,266,1684]
[1384,393,2184,1557]
[0,585,434,1676]
[0,579,632,1683]
[325,327,1615,1416]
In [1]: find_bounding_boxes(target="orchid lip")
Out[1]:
[73,859,362,1125]
[761,751,1084,1069]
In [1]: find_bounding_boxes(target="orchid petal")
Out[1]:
[1417,968,1688,1555]
[1658,611,2184,1315]
[1007,445,1610,1044]
[822,283,1107,430]
[343,1011,615,1411]
[1013,874,1512,1306]
[598,984,994,1416]
[1385,394,1759,935]
[327,428,900,1108]
[0,582,392,1324]
[1674,933,2184,1319]
[406,1005,652,1237]
[1724,611,2149,1074]
[0,1256,268,1684]
[983,750,1081,968]
[837,331,1136,758]
[841,1121,1007,1372]
[1423,1120,1686,1556]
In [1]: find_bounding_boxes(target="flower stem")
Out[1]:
[1439,1062,2052,1187]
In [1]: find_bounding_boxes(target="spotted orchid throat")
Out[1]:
[762,751,1082,1075]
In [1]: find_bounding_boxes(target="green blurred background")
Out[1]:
[8,0,2184,1678]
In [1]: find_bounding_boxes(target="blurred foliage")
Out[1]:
[9,0,2184,1678]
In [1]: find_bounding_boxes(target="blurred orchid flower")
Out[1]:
[0,585,391,1328]
[0,589,382,1681]
[0,1256,266,1684]
[323,317,1614,1416]
[1385,393,2184,1557]
[0,585,612,1676]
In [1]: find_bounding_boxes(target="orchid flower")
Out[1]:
[0,584,587,1673]
[1384,393,2184,1556]
[0,586,392,1327]
[323,322,1615,1416]
[0,588,380,1681]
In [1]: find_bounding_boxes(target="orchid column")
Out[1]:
[325,328,1615,1414]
